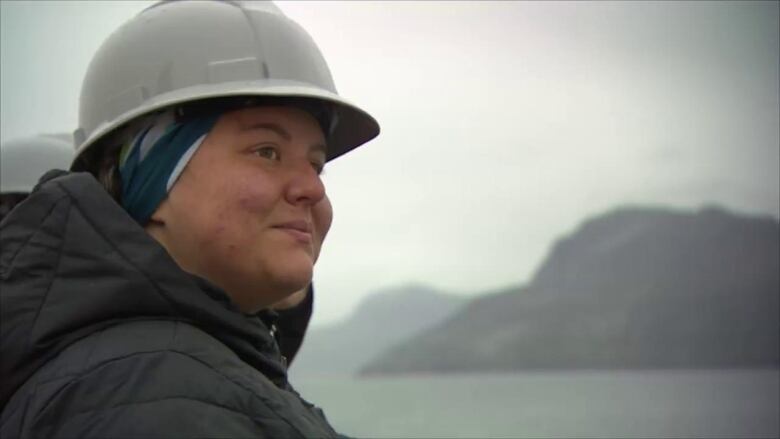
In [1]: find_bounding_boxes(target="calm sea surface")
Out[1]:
[292,369,779,438]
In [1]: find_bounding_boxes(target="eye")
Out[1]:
[252,145,280,161]
[311,160,325,175]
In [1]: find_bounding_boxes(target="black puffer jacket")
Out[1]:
[272,284,314,368]
[0,171,339,438]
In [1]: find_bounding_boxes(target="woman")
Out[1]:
[0,1,379,437]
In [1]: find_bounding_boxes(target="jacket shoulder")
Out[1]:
[0,171,103,277]
[3,320,331,438]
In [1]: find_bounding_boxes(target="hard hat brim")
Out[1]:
[74,79,380,169]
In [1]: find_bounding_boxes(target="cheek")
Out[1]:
[194,203,254,266]
[216,163,274,207]
[192,207,234,258]
[235,181,279,220]
[214,173,279,244]
[180,174,268,247]
[312,197,333,253]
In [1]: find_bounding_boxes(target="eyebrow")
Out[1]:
[243,122,292,141]
[243,122,328,155]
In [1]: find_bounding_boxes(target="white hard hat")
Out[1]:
[73,0,379,170]
[0,134,74,194]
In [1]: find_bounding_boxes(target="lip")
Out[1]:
[272,220,313,243]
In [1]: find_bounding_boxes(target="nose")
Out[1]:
[284,162,326,206]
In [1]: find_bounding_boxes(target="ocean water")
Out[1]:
[292,369,779,438]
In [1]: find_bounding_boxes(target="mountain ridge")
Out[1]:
[290,284,466,377]
[360,205,780,375]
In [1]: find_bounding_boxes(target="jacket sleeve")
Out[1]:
[23,348,299,438]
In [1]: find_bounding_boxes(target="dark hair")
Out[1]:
[71,135,125,203]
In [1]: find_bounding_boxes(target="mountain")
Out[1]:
[289,284,466,378]
[361,206,780,374]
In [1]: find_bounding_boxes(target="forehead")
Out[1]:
[226,106,325,139]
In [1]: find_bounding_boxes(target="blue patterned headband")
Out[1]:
[119,110,221,225]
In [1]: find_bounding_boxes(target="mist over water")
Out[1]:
[295,370,780,438]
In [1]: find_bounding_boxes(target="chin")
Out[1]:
[273,266,313,292]
[264,251,314,289]
[234,269,313,314]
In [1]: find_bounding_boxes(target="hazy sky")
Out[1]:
[1,1,778,326]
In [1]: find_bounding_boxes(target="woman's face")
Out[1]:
[148,106,333,313]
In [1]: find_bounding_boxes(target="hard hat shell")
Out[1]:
[1,134,74,194]
[73,0,379,170]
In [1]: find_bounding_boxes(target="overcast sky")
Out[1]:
[2,1,778,326]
